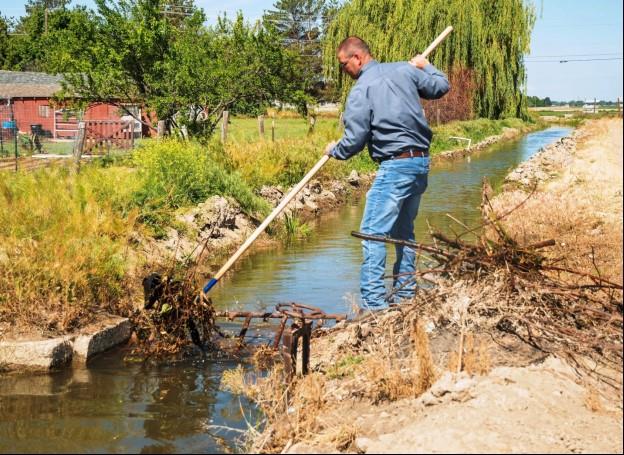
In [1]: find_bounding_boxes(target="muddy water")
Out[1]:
[0,126,571,453]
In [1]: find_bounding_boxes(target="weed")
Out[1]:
[326,354,364,379]
[281,213,312,239]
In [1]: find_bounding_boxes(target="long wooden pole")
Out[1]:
[202,26,453,295]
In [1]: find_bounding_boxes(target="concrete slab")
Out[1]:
[0,338,73,370]
[72,317,132,362]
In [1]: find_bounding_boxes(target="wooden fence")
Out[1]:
[83,120,136,154]
[0,156,68,173]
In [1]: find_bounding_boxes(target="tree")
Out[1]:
[57,1,302,138]
[324,0,535,119]
[0,16,10,66]
[263,0,338,105]
[0,1,94,72]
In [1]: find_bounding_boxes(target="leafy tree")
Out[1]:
[0,16,10,65]
[0,1,93,72]
[263,0,338,106]
[56,0,302,138]
[324,0,535,119]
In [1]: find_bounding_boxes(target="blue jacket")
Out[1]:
[330,60,449,161]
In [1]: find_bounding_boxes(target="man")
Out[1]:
[325,36,449,311]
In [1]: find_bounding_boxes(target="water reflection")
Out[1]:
[0,350,254,453]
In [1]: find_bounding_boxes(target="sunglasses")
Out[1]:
[339,54,355,71]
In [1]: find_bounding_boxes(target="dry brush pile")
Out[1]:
[403,181,623,386]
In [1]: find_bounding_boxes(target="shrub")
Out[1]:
[132,139,269,231]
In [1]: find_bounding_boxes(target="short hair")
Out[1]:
[337,36,371,56]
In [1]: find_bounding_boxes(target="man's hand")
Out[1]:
[324,140,338,157]
[409,54,429,69]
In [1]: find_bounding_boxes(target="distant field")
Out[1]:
[220,117,339,143]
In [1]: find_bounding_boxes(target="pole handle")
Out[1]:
[207,155,330,290]
[420,26,453,59]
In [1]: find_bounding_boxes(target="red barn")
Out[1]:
[0,70,147,139]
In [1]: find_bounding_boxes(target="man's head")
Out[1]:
[337,36,372,80]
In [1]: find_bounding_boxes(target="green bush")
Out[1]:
[131,139,269,232]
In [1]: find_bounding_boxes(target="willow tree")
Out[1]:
[323,0,535,119]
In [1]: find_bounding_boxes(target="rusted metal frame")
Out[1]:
[281,320,313,379]
[216,303,345,378]
[300,320,312,375]
[215,310,346,321]
[273,316,288,349]
[281,323,298,379]
[237,315,253,340]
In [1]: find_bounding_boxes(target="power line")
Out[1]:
[526,52,622,58]
[525,57,623,63]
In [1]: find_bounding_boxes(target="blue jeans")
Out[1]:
[360,157,429,309]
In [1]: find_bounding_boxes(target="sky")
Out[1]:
[1,0,622,101]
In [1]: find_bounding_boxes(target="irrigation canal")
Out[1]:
[0,126,572,453]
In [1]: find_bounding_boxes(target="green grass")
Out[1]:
[327,354,365,379]
[40,140,75,155]
[223,117,333,142]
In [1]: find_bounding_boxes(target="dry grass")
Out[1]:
[491,189,623,286]
[448,333,492,376]
[0,167,139,336]
[228,316,439,452]
[493,119,623,286]
[221,362,327,453]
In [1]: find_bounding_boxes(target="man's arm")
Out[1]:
[327,86,372,160]
[408,55,450,100]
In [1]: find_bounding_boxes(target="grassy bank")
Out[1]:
[0,116,540,335]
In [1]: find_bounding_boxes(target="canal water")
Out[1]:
[0,126,571,453]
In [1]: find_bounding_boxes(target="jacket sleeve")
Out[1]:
[330,86,372,160]
[410,64,450,100]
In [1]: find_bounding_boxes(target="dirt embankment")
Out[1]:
[140,173,372,269]
[239,118,623,454]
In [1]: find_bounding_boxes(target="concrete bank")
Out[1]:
[1,316,131,371]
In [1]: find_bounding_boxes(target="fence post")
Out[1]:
[9,103,18,171]
[436,108,441,125]
[13,125,18,172]
[221,110,229,143]
[594,97,597,114]
[157,120,166,138]
[271,116,275,142]
[308,115,316,135]
[73,121,86,172]
[258,115,265,138]
[130,120,136,149]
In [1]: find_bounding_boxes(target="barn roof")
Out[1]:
[0,70,63,98]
